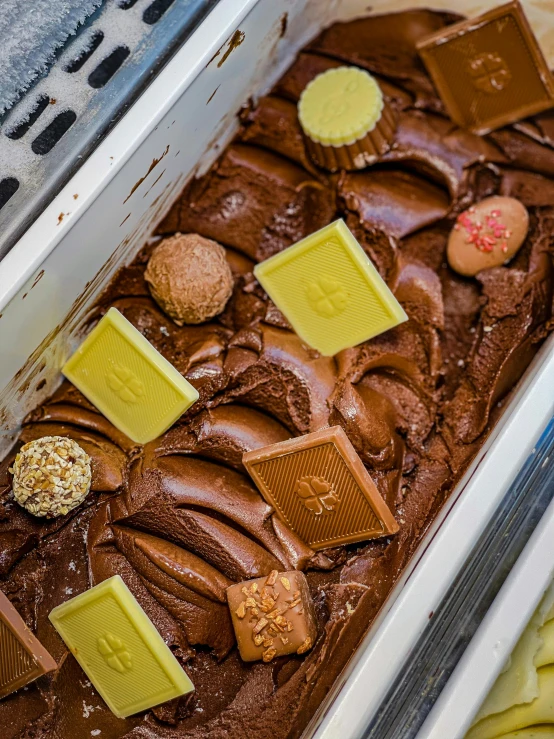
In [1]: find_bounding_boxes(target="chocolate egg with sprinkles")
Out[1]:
[447,196,529,277]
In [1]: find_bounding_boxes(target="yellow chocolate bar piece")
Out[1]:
[63,307,198,444]
[298,67,385,146]
[49,575,194,718]
[254,219,407,356]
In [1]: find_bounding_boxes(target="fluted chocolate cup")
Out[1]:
[298,66,397,172]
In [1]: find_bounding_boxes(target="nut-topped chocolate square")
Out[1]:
[417,1,554,134]
[243,426,398,551]
[227,570,317,663]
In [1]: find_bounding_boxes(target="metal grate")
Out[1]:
[0,0,219,259]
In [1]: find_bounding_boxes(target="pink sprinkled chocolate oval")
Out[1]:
[447,196,529,277]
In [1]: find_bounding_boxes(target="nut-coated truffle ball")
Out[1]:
[145,233,234,325]
[10,436,92,518]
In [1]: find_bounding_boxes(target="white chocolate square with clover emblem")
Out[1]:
[63,307,198,444]
[254,219,407,356]
[49,576,194,718]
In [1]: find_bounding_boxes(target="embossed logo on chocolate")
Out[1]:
[467,52,511,93]
[318,77,359,125]
[106,365,145,404]
[295,476,339,516]
[306,274,348,318]
[97,633,133,673]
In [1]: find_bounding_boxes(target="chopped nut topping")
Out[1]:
[245,597,257,608]
[9,436,92,519]
[253,617,268,635]
[262,647,277,662]
[262,636,274,648]
[235,601,246,619]
[280,636,289,645]
[297,636,313,655]
[259,598,275,612]
[280,577,291,591]
[266,570,278,586]
[250,583,258,593]
[254,634,264,646]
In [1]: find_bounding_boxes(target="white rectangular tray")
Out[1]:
[0,2,553,738]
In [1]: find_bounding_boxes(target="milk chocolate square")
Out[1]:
[417,1,554,134]
[0,590,56,699]
[243,426,398,551]
[227,570,317,663]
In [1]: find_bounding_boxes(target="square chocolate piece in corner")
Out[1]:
[417,0,554,134]
[227,570,317,663]
[0,590,57,699]
[243,426,398,551]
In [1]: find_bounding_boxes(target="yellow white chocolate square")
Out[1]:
[49,576,194,718]
[63,307,198,444]
[254,219,407,356]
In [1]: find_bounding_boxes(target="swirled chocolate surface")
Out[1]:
[1,9,553,738]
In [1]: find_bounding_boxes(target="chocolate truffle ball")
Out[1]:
[10,436,92,518]
[447,196,529,277]
[145,233,234,325]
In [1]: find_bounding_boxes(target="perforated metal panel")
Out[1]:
[0,0,218,258]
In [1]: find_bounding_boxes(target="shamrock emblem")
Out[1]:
[107,364,145,404]
[97,633,133,673]
[295,476,339,515]
[306,276,348,318]
[468,52,511,94]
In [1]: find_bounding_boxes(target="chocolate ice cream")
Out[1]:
[0,8,553,739]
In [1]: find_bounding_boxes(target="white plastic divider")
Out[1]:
[418,492,554,739]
